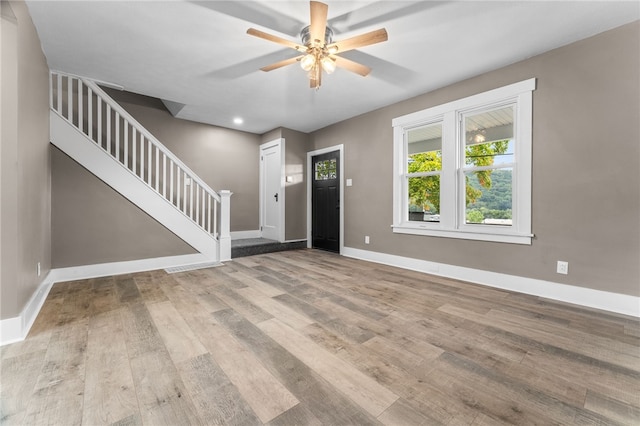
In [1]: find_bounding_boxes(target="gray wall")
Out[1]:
[51,148,196,268]
[1,0,51,320]
[310,21,640,297]
[282,128,311,241]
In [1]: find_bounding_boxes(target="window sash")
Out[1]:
[392,78,534,244]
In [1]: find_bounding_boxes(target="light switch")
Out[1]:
[346,178,353,187]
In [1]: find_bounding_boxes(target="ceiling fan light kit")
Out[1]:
[246,1,388,90]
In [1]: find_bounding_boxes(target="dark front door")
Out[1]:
[312,151,340,252]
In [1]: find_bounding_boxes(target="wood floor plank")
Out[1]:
[200,318,299,423]
[485,306,640,360]
[440,303,640,371]
[519,348,640,407]
[0,349,47,425]
[266,403,323,426]
[156,274,298,423]
[362,335,426,372]
[128,350,202,425]
[312,296,395,338]
[498,354,589,407]
[158,277,299,424]
[169,272,230,314]
[156,276,266,424]
[55,281,94,327]
[213,308,382,425]
[88,276,119,316]
[82,309,138,425]
[210,283,274,324]
[22,321,89,426]
[110,413,143,426]
[8,250,639,425]
[224,268,287,298]
[146,301,208,364]
[274,294,375,343]
[133,272,169,305]
[301,322,471,424]
[176,353,261,425]
[584,389,640,424]
[114,274,143,304]
[119,302,166,358]
[377,397,438,426]
[433,351,595,424]
[258,317,399,417]
[235,285,316,330]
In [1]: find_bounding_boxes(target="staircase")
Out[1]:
[49,71,231,263]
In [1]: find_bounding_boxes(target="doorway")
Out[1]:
[259,139,284,241]
[308,147,343,253]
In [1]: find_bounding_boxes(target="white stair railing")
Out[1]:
[50,71,232,259]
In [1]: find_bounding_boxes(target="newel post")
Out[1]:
[219,190,233,261]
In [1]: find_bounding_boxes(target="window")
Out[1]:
[392,79,535,244]
[407,122,442,223]
[315,159,337,180]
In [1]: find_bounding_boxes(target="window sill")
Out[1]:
[392,224,533,245]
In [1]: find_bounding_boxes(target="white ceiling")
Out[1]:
[26,1,639,134]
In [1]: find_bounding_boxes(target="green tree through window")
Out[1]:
[408,140,509,215]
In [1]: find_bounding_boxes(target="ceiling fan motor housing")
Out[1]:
[300,25,333,47]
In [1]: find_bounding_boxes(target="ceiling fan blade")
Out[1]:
[333,55,371,77]
[260,56,303,72]
[328,28,388,54]
[309,1,329,45]
[247,28,307,53]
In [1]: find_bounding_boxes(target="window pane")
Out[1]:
[465,106,514,166]
[407,123,442,172]
[328,159,337,178]
[465,168,512,225]
[408,175,440,222]
[315,159,336,180]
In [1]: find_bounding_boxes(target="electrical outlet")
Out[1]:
[364,236,370,244]
[556,261,569,275]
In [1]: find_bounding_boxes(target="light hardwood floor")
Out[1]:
[1,249,639,425]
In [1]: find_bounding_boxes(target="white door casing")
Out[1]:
[306,144,344,254]
[260,139,285,241]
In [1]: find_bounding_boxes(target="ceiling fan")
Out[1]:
[247,1,388,90]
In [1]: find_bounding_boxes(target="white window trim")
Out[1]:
[392,78,535,245]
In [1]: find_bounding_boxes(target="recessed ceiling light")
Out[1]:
[233,117,243,125]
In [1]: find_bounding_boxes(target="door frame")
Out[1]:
[307,144,344,254]
[259,138,285,242]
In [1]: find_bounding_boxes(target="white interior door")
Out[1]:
[260,139,284,241]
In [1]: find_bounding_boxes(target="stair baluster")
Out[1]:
[50,71,231,261]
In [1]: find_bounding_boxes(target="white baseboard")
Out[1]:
[49,253,211,283]
[0,317,24,347]
[231,230,261,240]
[0,253,213,347]
[0,272,55,347]
[343,247,639,318]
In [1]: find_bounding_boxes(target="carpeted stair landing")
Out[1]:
[231,238,307,258]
